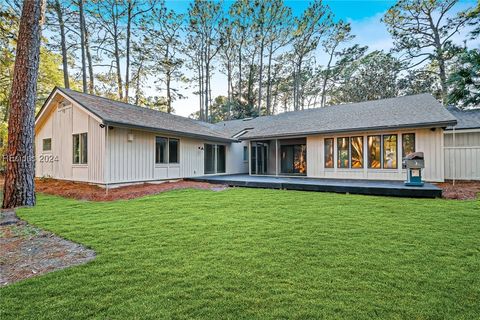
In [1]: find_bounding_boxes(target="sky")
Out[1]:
[149,0,478,117]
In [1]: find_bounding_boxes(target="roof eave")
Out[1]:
[239,120,457,140]
[105,121,237,143]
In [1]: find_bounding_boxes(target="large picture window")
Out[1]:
[337,137,349,168]
[368,135,381,169]
[402,133,415,158]
[156,137,180,164]
[350,136,364,168]
[324,138,334,168]
[73,133,87,164]
[383,134,397,169]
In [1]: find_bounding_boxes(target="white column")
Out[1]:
[275,139,279,176]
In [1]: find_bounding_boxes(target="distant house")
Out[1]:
[35,87,459,187]
[444,106,480,180]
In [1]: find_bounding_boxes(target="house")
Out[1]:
[444,106,480,180]
[35,87,458,187]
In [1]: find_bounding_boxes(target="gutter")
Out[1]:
[239,120,458,140]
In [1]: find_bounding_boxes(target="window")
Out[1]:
[337,137,349,168]
[368,135,381,169]
[169,139,179,163]
[324,138,334,168]
[155,137,180,164]
[73,133,87,164]
[383,134,397,169]
[350,136,364,168]
[155,137,168,164]
[243,146,248,161]
[402,133,415,158]
[43,138,51,152]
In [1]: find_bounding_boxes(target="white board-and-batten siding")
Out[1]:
[35,101,105,184]
[306,128,445,182]
[444,130,480,180]
[104,128,247,185]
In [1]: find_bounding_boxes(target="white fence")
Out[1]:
[444,130,480,181]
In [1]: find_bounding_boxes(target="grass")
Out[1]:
[1,188,479,319]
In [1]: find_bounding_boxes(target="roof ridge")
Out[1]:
[58,87,218,130]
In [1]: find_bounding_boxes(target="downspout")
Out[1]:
[452,126,456,186]
[105,123,109,195]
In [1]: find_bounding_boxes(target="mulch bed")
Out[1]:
[35,178,228,202]
[436,180,480,200]
[0,210,95,287]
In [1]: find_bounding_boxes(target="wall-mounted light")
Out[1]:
[99,124,105,128]
[127,133,134,142]
[198,146,204,150]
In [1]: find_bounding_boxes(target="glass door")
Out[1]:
[280,144,306,175]
[250,142,268,175]
[204,144,226,174]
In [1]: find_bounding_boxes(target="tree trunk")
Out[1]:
[257,39,264,116]
[85,27,94,94]
[134,60,143,105]
[265,42,273,115]
[3,0,45,208]
[238,41,242,102]
[113,25,123,100]
[166,72,172,113]
[125,0,132,102]
[79,0,87,93]
[321,49,334,107]
[54,0,69,88]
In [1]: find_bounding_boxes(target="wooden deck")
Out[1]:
[186,174,442,198]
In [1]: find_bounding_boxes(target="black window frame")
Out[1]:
[72,133,87,165]
[337,137,350,169]
[155,136,180,164]
[42,138,52,152]
[367,135,382,169]
[324,138,334,168]
[168,138,179,164]
[382,134,398,169]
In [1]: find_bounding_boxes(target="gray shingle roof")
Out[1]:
[215,94,457,139]
[55,88,234,142]
[446,106,480,130]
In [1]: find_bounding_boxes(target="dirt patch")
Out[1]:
[35,178,227,201]
[436,180,480,200]
[0,210,95,287]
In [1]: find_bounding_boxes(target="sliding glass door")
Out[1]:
[250,142,268,175]
[204,144,226,174]
[280,144,306,175]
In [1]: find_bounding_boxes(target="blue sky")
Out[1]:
[153,1,478,116]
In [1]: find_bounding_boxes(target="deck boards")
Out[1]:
[186,174,442,198]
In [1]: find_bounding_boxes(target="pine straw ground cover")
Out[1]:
[1,188,479,319]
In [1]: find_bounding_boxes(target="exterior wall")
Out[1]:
[444,130,480,180]
[306,128,444,182]
[105,128,248,185]
[35,101,105,183]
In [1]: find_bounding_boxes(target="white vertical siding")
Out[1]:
[35,98,106,183]
[444,131,480,180]
[227,141,249,174]
[306,128,444,182]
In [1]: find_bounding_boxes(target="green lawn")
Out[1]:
[1,188,479,319]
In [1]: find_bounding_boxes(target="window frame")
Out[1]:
[155,136,180,165]
[243,146,248,162]
[350,136,364,169]
[402,133,416,158]
[72,133,88,165]
[42,138,52,152]
[324,138,334,168]
[382,134,398,170]
[204,143,226,174]
[337,137,350,169]
[367,135,382,169]
[168,138,179,164]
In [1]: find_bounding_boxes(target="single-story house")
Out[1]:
[35,87,459,187]
[444,106,480,180]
